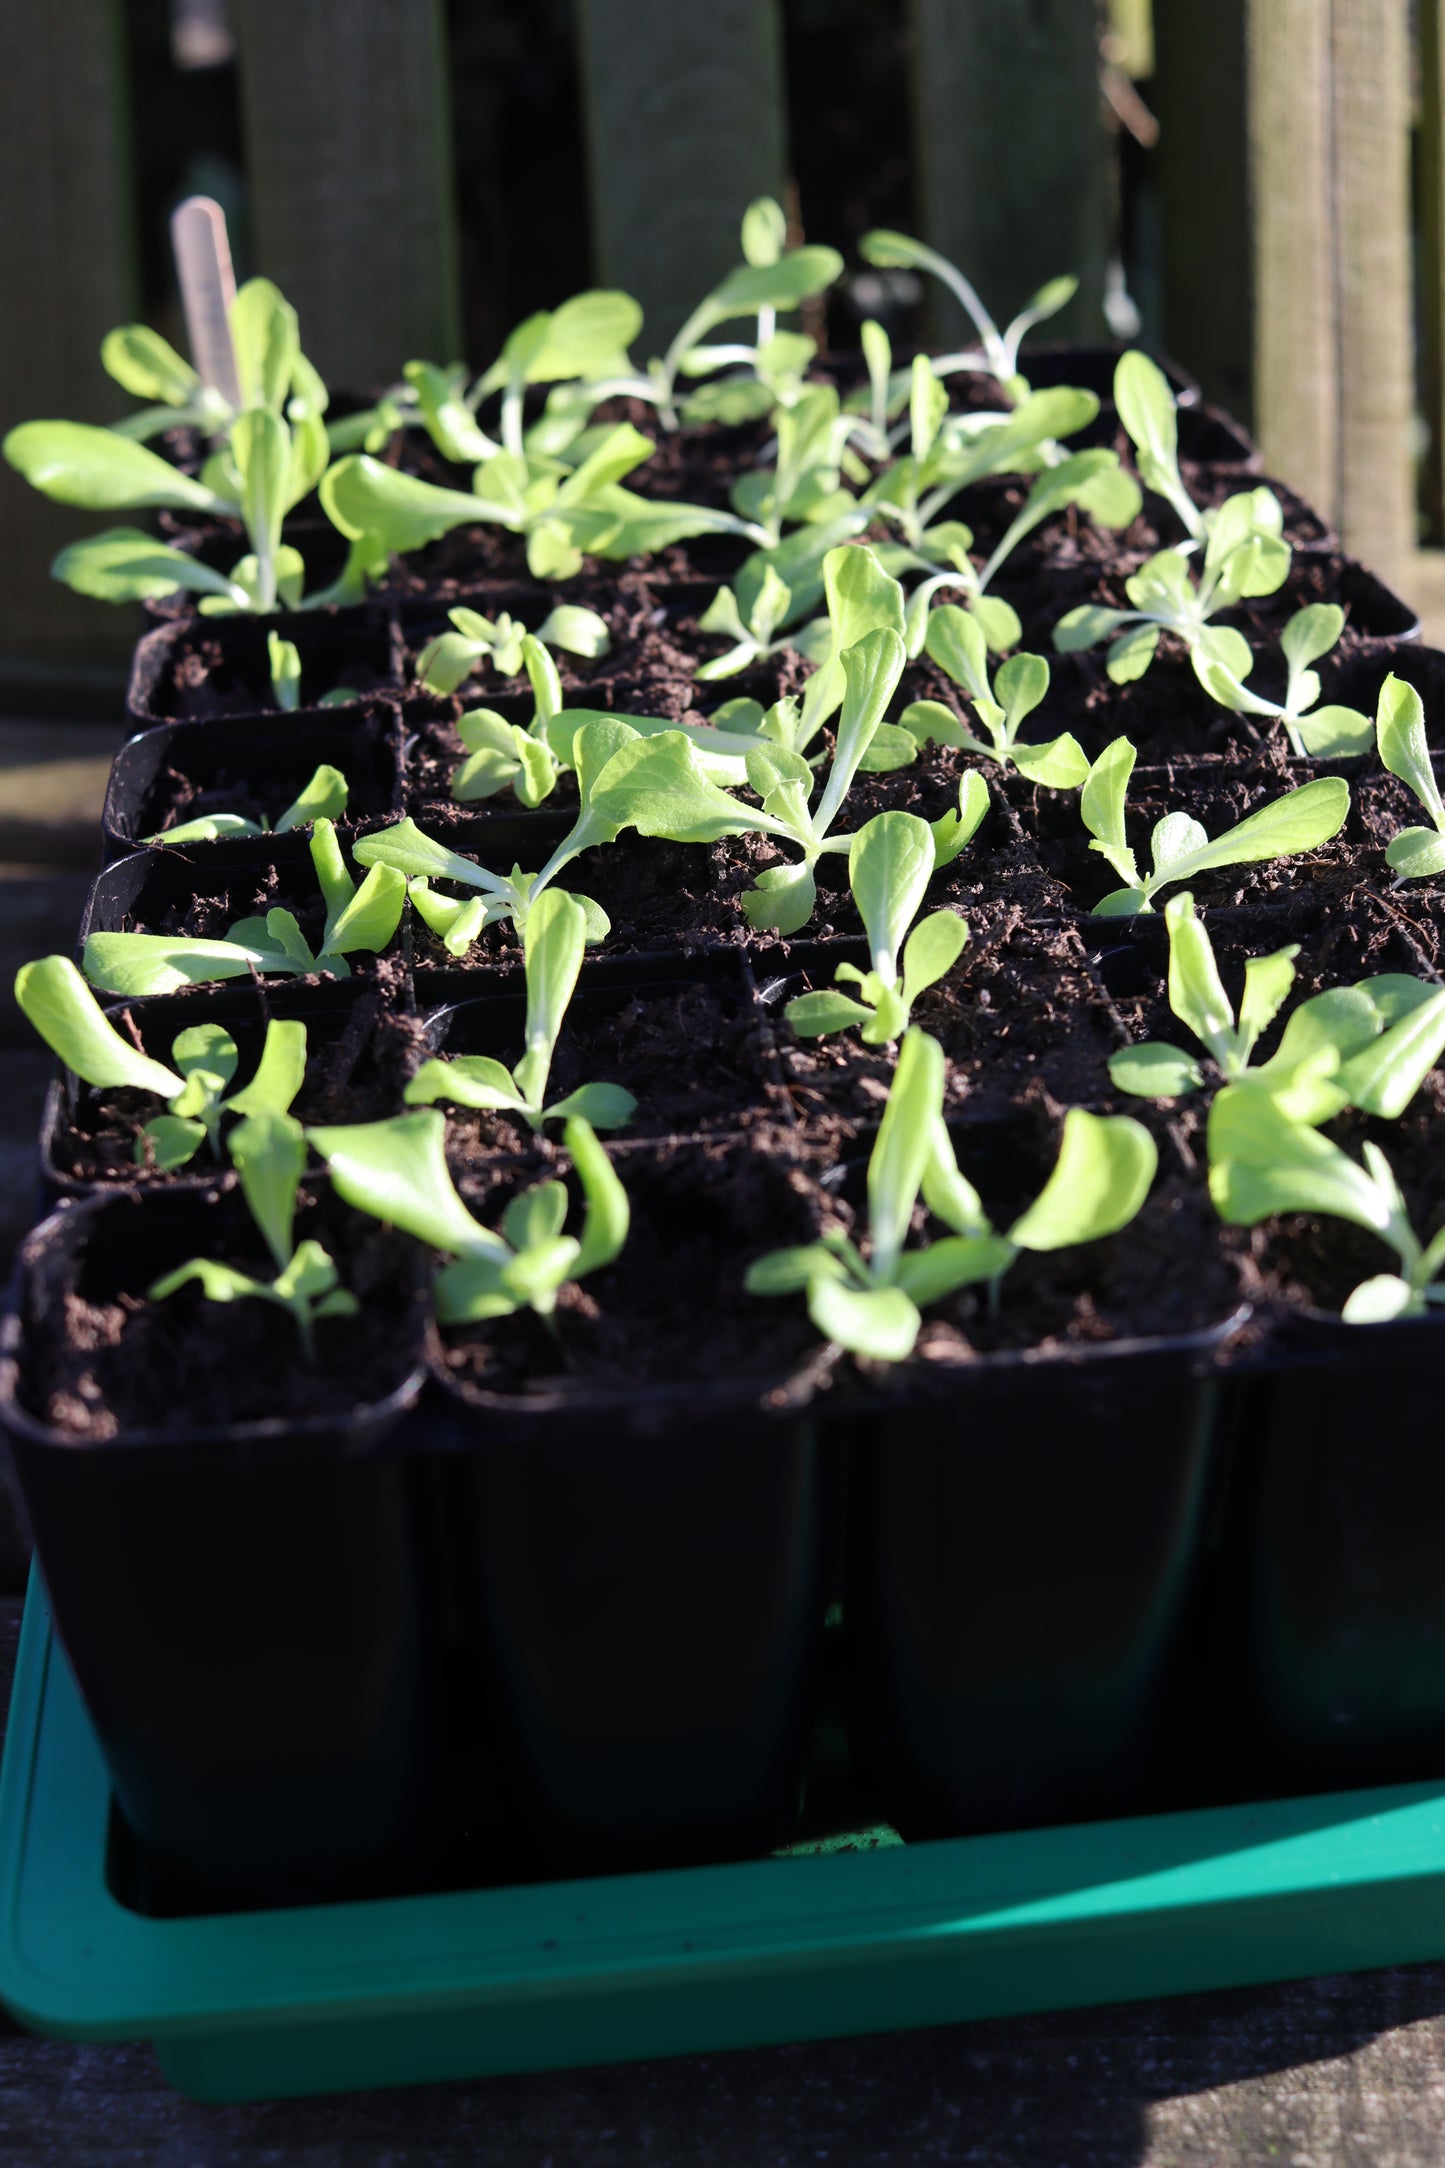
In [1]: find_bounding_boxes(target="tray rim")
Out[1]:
[6,1569,1445,2074]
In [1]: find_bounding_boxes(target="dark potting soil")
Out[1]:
[22,1190,421,1438]
[50,977,427,1186]
[426,976,791,1163]
[438,1135,830,1396]
[156,634,393,722]
[135,710,400,840]
[769,915,1124,1140]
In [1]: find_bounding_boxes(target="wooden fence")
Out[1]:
[0,0,1439,671]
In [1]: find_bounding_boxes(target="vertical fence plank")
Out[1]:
[1331,0,1414,584]
[907,0,1110,349]
[1245,0,1338,523]
[1151,0,1251,420]
[231,0,462,386]
[1421,0,1445,543]
[576,0,787,351]
[0,2,137,666]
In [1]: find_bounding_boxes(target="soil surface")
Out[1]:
[21,1186,423,1436]
[437,1136,831,1395]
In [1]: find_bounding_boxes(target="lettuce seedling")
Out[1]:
[1112,350,1207,543]
[100,276,328,445]
[746,1026,1155,1359]
[1106,890,1445,1117]
[9,284,339,614]
[404,890,636,1133]
[1054,489,1290,683]
[1208,1088,1445,1322]
[15,951,307,1169]
[885,442,1140,655]
[309,1106,628,1325]
[900,604,1087,786]
[560,202,842,432]
[783,810,974,1044]
[360,655,932,952]
[1078,737,1348,915]
[338,291,644,465]
[321,419,766,588]
[727,382,860,547]
[142,760,348,846]
[416,602,610,696]
[1374,673,1445,881]
[737,628,960,934]
[695,563,814,681]
[859,229,1076,393]
[449,635,569,808]
[150,1109,358,1356]
[1190,606,1371,758]
[82,818,406,996]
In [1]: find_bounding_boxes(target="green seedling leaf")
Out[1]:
[102,324,200,406]
[311,1107,504,1260]
[227,1018,308,1119]
[1376,672,1445,848]
[808,1277,922,1362]
[229,1108,305,1272]
[1007,1109,1156,1250]
[15,954,183,1096]
[50,528,248,606]
[277,764,349,832]
[1108,1043,1206,1098]
[4,421,232,514]
[138,1115,208,1170]
[268,631,301,712]
[868,1027,945,1282]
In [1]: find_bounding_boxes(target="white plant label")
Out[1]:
[171,195,240,409]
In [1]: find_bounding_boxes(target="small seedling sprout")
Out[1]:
[1374,673,1445,881]
[82,819,407,995]
[416,602,610,697]
[901,604,1088,786]
[1208,1088,1445,1323]
[783,810,971,1045]
[1106,891,1445,1118]
[308,1107,628,1326]
[404,890,636,1133]
[858,229,1077,392]
[1077,737,1349,915]
[1053,489,1291,683]
[746,1026,1155,1359]
[14,953,307,1169]
[149,1110,358,1357]
[143,761,349,846]
[1190,606,1371,758]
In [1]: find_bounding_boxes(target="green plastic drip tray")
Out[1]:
[6,1574,1445,2105]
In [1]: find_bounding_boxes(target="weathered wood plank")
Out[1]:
[0,3,139,668]
[576,0,787,350]
[1246,0,1338,520]
[1420,0,1445,541]
[230,0,463,385]
[1151,0,1252,422]
[1332,0,1415,587]
[908,0,1110,349]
